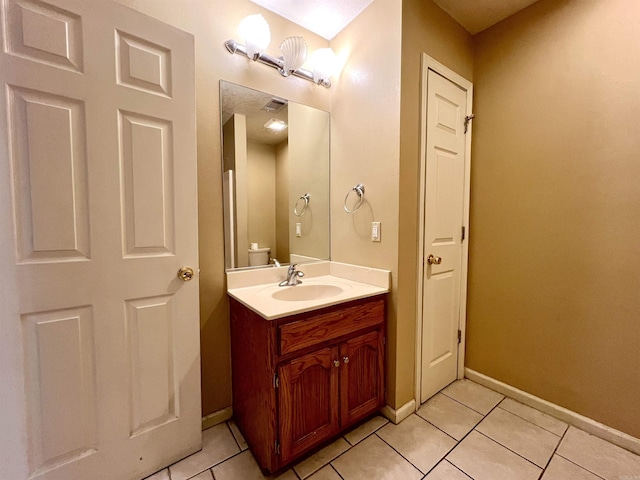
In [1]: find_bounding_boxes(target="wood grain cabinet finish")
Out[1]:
[229,295,386,473]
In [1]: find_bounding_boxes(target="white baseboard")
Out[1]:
[201,406,233,430]
[465,368,640,456]
[381,399,416,425]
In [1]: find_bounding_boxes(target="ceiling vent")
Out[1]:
[261,97,287,113]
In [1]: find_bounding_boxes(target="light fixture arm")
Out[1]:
[224,39,331,88]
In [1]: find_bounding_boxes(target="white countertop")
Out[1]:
[226,262,390,320]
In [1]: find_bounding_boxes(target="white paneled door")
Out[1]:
[0,1,200,479]
[420,68,470,403]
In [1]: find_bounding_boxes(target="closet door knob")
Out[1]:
[333,360,340,368]
[427,254,442,265]
[343,356,349,364]
[178,266,195,281]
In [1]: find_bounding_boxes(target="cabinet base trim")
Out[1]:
[381,399,415,425]
[465,368,640,456]
[202,406,233,430]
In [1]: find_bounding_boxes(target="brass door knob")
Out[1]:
[178,266,195,281]
[333,360,340,368]
[427,254,442,265]
[343,356,350,364]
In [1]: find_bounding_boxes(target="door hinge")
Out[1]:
[461,226,466,242]
[383,336,386,345]
[275,440,281,455]
[273,373,279,388]
[458,329,462,344]
[464,114,475,134]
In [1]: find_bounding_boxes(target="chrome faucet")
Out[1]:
[279,264,304,286]
[270,258,281,267]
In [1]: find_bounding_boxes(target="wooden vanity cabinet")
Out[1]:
[229,295,386,473]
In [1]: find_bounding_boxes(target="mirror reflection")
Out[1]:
[220,81,330,270]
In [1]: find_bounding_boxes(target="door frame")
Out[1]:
[414,53,473,407]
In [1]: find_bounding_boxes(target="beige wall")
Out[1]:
[288,103,330,262]
[114,0,330,416]
[469,0,640,438]
[395,0,474,408]
[329,0,402,406]
[275,141,289,262]
[247,140,276,254]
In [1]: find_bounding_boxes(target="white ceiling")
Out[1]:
[250,0,374,40]
[221,82,289,145]
[432,0,542,34]
[251,0,541,38]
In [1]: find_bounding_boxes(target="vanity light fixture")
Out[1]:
[264,118,287,132]
[225,14,335,88]
[237,13,271,60]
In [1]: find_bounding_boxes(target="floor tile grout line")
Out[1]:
[296,418,390,479]
[417,405,487,444]
[343,417,390,447]
[474,430,546,471]
[489,406,564,440]
[225,421,243,452]
[373,430,430,476]
[495,404,566,438]
[418,390,503,449]
[536,423,569,480]
[376,426,466,476]
[439,389,503,416]
[413,410,460,443]
[296,440,353,479]
[554,452,608,480]
[444,459,474,479]
[291,466,302,480]
[442,401,505,478]
[329,463,345,480]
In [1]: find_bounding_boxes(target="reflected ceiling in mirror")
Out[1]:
[220,81,330,271]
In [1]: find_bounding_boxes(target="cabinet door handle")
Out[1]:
[333,360,340,368]
[343,356,349,364]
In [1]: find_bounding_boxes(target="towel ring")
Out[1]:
[344,184,365,214]
[294,193,310,217]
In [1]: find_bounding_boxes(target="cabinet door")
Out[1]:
[278,346,340,464]
[340,330,385,426]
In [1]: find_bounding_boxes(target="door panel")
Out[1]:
[126,295,178,436]
[22,307,97,477]
[278,347,339,464]
[421,70,467,402]
[0,0,199,479]
[8,86,90,262]
[116,30,172,97]
[119,111,175,256]
[340,330,385,426]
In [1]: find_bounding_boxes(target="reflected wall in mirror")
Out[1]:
[220,81,330,270]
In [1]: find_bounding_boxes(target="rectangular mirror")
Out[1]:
[220,81,330,270]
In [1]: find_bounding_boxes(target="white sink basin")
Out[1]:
[272,284,344,302]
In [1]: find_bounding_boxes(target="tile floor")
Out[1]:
[145,379,640,480]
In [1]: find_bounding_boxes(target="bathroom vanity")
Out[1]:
[227,262,389,473]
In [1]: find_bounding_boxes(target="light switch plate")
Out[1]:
[296,223,302,237]
[372,222,381,242]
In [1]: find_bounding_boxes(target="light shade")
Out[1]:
[264,118,287,131]
[238,14,271,59]
[280,36,307,74]
[310,48,337,85]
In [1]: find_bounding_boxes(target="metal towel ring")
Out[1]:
[344,184,365,214]
[294,193,310,217]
